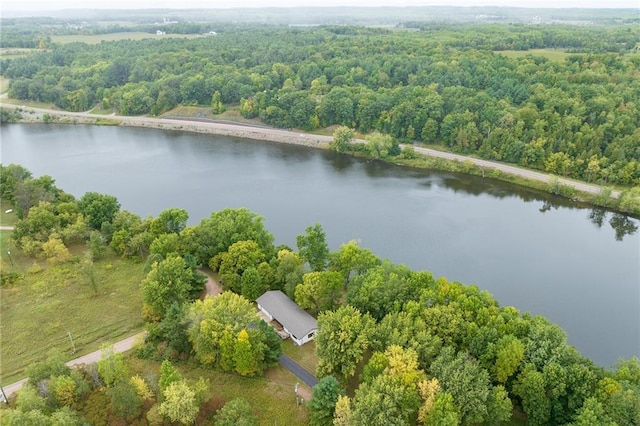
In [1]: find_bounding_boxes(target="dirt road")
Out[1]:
[2,332,146,399]
[199,269,223,298]
[408,145,618,197]
[1,102,615,198]
[0,103,333,148]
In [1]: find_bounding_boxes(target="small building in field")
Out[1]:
[256,290,317,346]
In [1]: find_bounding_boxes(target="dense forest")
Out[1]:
[2,23,640,189]
[1,164,639,425]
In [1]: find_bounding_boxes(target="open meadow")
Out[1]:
[0,76,10,95]
[495,48,573,61]
[0,230,146,385]
[51,32,201,44]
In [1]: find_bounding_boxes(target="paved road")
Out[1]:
[2,332,146,399]
[1,102,616,199]
[279,354,318,388]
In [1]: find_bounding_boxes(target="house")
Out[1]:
[156,30,166,36]
[256,290,317,346]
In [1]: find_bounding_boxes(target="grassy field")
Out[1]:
[496,49,574,61]
[124,357,310,425]
[0,76,10,94]
[161,104,266,127]
[0,98,57,109]
[282,340,318,374]
[0,48,39,59]
[0,234,146,385]
[0,202,17,227]
[51,32,200,45]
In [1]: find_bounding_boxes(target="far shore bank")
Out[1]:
[1,103,334,149]
[3,103,634,216]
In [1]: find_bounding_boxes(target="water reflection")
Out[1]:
[587,208,638,241]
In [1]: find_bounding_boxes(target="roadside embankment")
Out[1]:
[3,103,635,215]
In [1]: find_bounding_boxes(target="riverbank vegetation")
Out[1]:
[329,125,640,220]
[1,164,639,425]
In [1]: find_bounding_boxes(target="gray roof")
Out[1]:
[256,290,317,339]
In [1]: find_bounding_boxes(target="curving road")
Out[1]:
[0,102,616,198]
[2,332,146,399]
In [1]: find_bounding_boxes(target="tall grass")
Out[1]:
[0,242,146,385]
[51,32,199,45]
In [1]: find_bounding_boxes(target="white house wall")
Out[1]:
[257,304,274,321]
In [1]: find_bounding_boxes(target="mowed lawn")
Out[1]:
[282,339,318,374]
[0,235,146,385]
[51,32,201,44]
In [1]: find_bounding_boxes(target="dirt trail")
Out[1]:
[2,332,146,400]
[199,269,223,298]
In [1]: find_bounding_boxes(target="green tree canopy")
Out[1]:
[77,191,120,229]
[141,254,202,321]
[213,398,258,426]
[188,292,257,366]
[309,376,345,426]
[296,223,330,272]
[187,208,274,265]
[316,305,376,383]
[295,271,343,315]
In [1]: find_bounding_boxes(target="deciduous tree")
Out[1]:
[158,380,199,425]
[309,376,345,426]
[77,192,120,229]
[316,305,375,382]
[141,254,200,321]
[429,347,491,425]
[217,240,266,293]
[296,223,330,272]
[188,208,274,265]
[295,271,343,314]
[214,398,258,426]
[97,345,128,387]
[188,292,256,366]
[331,126,355,153]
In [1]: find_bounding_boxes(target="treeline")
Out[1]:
[3,24,639,187]
[2,164,639,425]
[402,23,640,53]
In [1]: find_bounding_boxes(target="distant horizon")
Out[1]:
[3,0,638,12]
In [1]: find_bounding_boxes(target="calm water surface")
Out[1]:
[2,123,639,367]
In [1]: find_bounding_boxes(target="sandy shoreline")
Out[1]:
[2,104,335,149]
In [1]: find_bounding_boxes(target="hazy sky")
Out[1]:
[4,0,639,10]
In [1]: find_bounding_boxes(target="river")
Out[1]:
[1,123,638,367]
